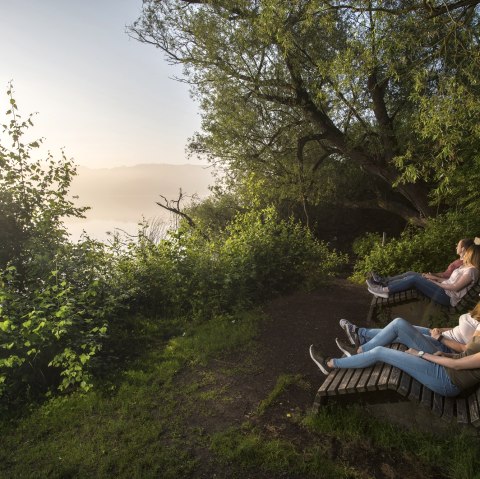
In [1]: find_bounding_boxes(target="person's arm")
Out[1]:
[406,349,480,370]
[423,273,443,282]
[429,327,452,338]
[424,260,463,281]
[437,269,475,292]
[439,337,468,353]
[433,351,457,358]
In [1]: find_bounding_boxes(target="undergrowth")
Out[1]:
[1,310,479,479]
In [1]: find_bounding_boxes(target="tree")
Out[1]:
[130,0,480,225]
[0,85,87,277]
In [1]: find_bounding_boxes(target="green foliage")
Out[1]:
[131,1,480,223]
[0,85,87,275]
[0,239,116,403]
[350,212,480,283]
[117,206,347,321]
[0,87,114,405]
[0,309,471,479]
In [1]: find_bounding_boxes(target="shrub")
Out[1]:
[351,212,480,283]
[115,207,347,322]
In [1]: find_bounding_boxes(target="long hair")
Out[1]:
[463,244,480,270]
[470,302,480,321]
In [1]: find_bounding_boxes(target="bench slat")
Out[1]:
[326,369,348,396]
[456,398,469,424]
[442,396,455,422]
[377,362,393,390]
[317,368,343,396]
[366,362,385,391]
[408,379,422,403]
[468,390,480,427]
[356,366,374,392]
[397,371,412,396]
[337,368,356,394]
[432,393,444,416]
[421,387,433,410]
[346,367,364,393]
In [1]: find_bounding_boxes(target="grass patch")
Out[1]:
[210,427,360,478]
[303,404,480,479]
[256,373,309,416]
[1,307,479,479]
[0,311,261,479]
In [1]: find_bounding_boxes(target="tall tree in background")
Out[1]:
[130,0,480,225]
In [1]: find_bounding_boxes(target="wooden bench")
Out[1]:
[312,344,480,428]
[367,280,480,324]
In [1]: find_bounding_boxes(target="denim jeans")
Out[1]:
[333,317,461,396]
[332,345,461,396]
[358,321,453,354]
[386,272,451,306]
[385,271,418,283]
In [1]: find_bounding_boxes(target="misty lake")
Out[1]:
[65,163,214,242]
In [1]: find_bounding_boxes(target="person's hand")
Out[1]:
[430,328,442,340]
[405,348,419,356]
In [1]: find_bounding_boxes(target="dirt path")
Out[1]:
[188,278,450,479]
[259,278,372,389]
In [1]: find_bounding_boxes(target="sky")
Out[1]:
[0,0,203,169]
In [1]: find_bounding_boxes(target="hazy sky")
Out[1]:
[0,0,203,168]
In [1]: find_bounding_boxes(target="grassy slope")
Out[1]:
[0,310,478,479]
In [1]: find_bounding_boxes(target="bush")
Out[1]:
[350,212,480,283]
[115,207,347,322]
[0,239,116,404]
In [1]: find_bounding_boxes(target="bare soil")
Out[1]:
[186,278,450,479]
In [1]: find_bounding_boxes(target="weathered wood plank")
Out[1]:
[421,387,433,410]
[397,371,412,397]
[366,361,384,391]
[346,367,363,393]
[377,362,392,390]
[442,396,455,422]
[432,393,444,416]
[387,345,404,391]
[467,390,480,427]
[456,398,469,424]
[408,379,422,403]
[316,369,342,397]
[337,368,356,394]
[326,369,348,396]
[355,366,374,392]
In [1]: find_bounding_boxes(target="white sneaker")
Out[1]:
[367,283,389,299]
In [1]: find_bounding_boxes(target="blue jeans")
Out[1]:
[332,318,460,396]
[332,345,460,396]
[358,322,453,354]
[387,272,451,306]
[385,271,418,283]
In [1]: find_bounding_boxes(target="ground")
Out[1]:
[183,278,451,479]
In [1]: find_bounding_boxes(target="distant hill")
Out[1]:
[65,163,216,240]
[70,163,215,221]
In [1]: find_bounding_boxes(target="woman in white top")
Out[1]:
[367,244,480,306]
[337,302,480,357]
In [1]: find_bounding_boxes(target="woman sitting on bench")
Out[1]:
[336,301,480,357]
[368,238,474,287]
[309,321,480,397]
[366,243,480,307]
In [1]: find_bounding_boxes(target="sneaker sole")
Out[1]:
[367,286,389,299]
[340,319,357,345]
[335,338,353,357]
[309,345,330,375]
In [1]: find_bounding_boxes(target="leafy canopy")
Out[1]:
[130,0,480,224]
